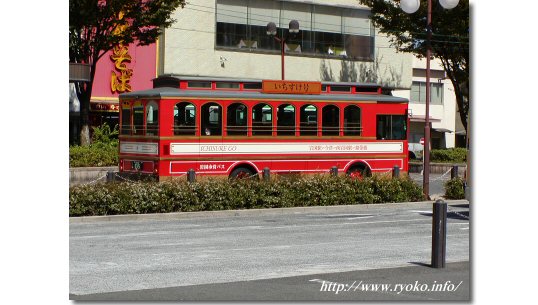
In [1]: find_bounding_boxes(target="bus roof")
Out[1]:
[154,74,385,89]
[119,86,408,103]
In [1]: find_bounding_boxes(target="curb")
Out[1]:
[70,199,469,224]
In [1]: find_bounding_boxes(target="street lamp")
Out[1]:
[400,0,459,199]
[266,20,300,80]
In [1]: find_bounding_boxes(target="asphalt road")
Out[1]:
[73,261,469,301]
[70,201,469,300]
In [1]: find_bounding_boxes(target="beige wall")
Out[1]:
[393,57,457,148]
[161,0,412,88]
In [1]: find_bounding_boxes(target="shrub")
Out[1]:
[444,177,466,199]
[430,148,467,163]
[69,175,426,217]
[69,124,119,167]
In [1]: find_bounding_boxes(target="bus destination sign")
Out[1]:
[262,80,322,95]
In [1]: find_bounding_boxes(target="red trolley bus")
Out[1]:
[118,75,409,180]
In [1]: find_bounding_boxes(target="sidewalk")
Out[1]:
[71,261,470,301]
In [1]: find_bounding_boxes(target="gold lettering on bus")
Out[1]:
[262,80,321,95]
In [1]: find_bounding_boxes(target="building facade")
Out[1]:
[159,0,412,87]
[69,41,158,144]
[73,0,467,151]
[393,57,459,158]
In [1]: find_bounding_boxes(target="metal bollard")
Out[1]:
[263,167,270,181]
[330,166,338,176]
[106,171,115,183]
[451,165,459,179]
[432,199,447,268]
[187,169,196,183]
[392,165,400,178]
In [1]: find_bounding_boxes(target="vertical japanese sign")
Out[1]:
[110,11,133,93]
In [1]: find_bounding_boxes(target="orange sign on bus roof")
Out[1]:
[262,80,322,95]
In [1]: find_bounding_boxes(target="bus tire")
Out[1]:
[229,167,257,179]
[346,164,371,179]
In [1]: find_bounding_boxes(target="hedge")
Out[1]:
[69,144,118,167]
[444,177,466,199]
[69,175,426,217]
[430,148,467,163]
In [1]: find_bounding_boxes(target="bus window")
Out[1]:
[202,102,222,136]
[322,105,340,136]
[133,100,144,135]
[376,115,407,140]
[227,103,247,136]
[344,105,361,136]
[277,104,295,136]
[120,101,131,135]
[174,102,196,135]
[300,105,317,136]
[146,101,159,136]
[252,103,272,136]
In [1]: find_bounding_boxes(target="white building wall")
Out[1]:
[162,0,412,88]
[393,57,457,149]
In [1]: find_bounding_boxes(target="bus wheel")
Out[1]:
[230,167,257,179]
[346,165,370,180]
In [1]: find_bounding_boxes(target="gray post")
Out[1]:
[187,169,196,183]
[330,166,338,176]
[263,167,270,181]
[451,165,459,179]
[106,171,115,183]
[392,165,400,178]
[432,199,447,268]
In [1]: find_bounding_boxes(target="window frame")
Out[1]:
[145,100,159,136]
[376,114,407,140]
[343,105,361,136]
[173,101,197,136]
[321,104,340,137]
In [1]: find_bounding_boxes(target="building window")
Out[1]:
[277,104,295,136]
[227,103,248,135]
[252,103,272,136]
[344,105,361,136]
[174,102,196,135]
[322,105,340,136]
[410,81,444,105]
[146,101,158,136]
[376,115,407,140]
[215,0,374,60]
[300,104,317,136]
[202,103,222,136]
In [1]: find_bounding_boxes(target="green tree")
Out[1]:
[69,0,186,146]
[358,0,469,131]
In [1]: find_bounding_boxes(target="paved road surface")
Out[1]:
[72,261,469,301]
[70,201,469,300]
[409,173,453,198]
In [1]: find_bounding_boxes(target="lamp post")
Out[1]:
[400,0,459,199]
[266,20,300,80]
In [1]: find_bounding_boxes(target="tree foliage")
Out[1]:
[69,0,186,145]
[358,0,469,131]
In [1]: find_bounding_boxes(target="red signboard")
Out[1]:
[420,138,425,145]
